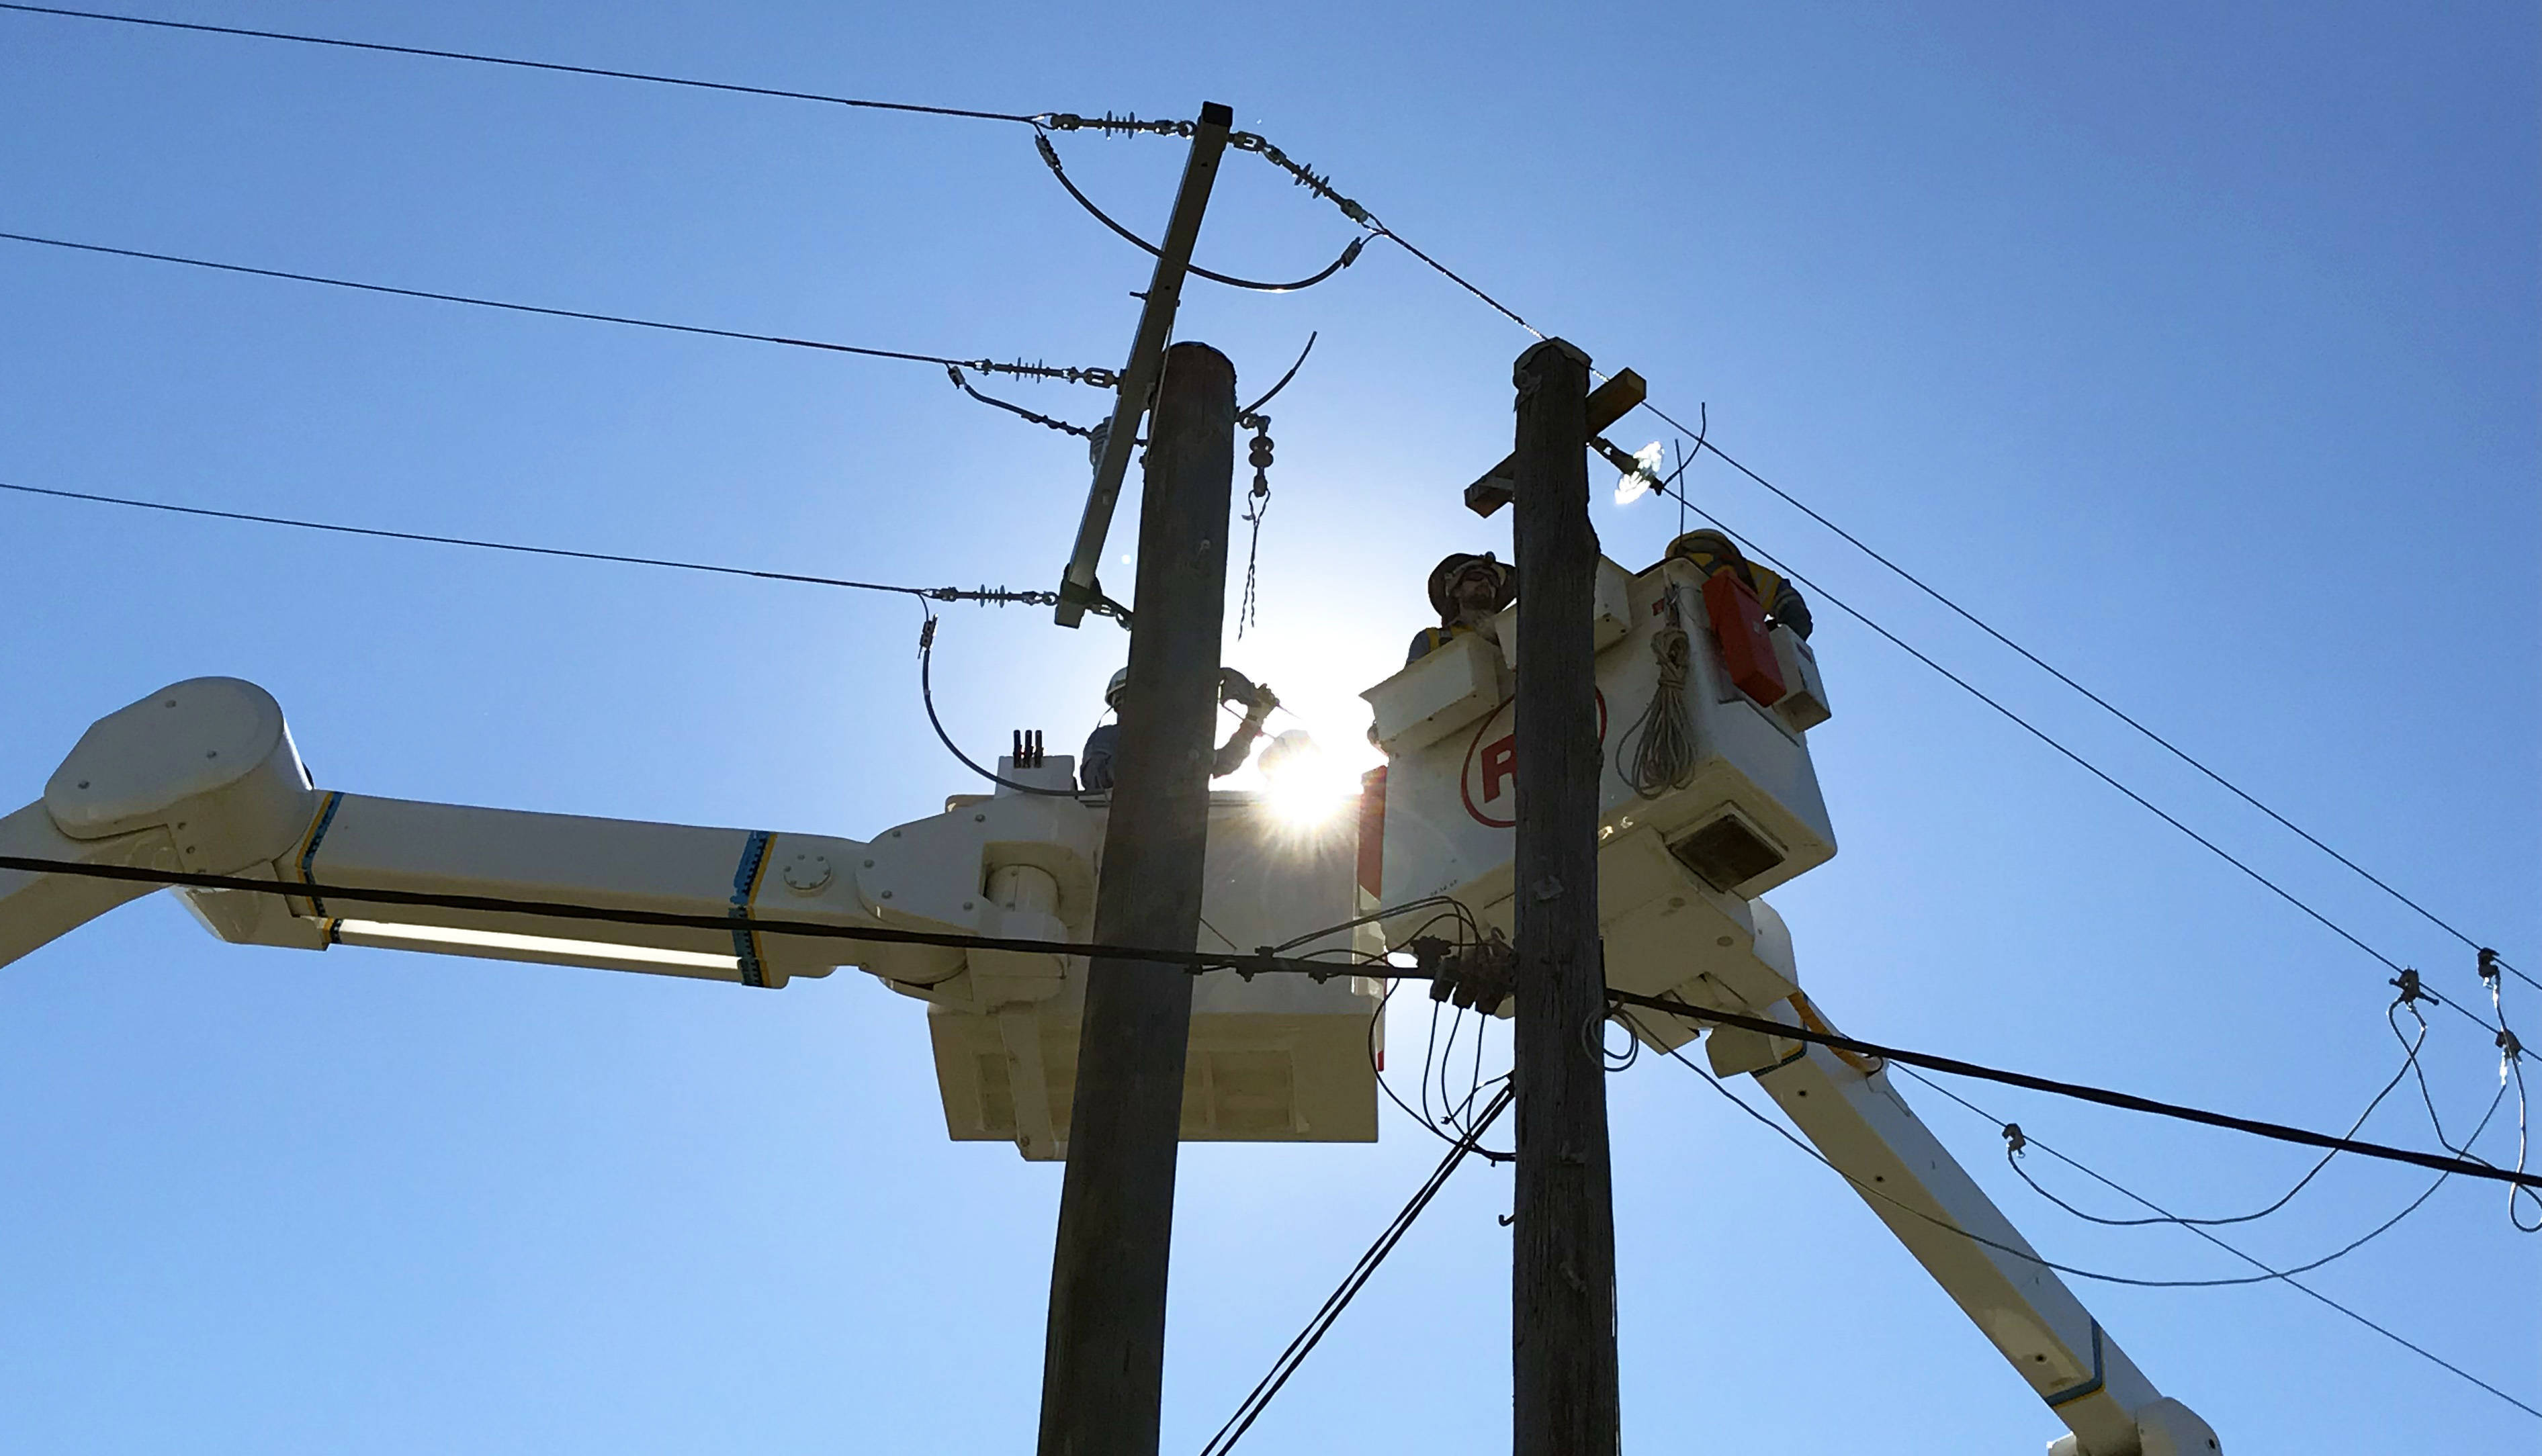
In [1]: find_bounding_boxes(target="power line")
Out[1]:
[0,478,1059,606]
[7,850,2533,1190]
[1644,1029,2540,1419]
[1198,1083,1513,1455]
[1647,476,2509,1043]
[1634,1017,2514,1299]
[1647,416,2537,999]
[19,0,2521,1002]
[0,229,1108,384]
[1896,1064,2542,1420]
[0,3,1043,125]
[1033,132,1366,294]
[1605,987,2538,1189]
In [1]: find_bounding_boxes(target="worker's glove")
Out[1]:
[1244,683,1279,723]
[1217,668,1260,709]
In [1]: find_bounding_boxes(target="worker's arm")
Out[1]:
[1211,672,1277,778]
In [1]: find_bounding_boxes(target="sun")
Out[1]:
[1256,729,1358,829]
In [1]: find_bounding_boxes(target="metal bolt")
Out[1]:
[881,889,893,899]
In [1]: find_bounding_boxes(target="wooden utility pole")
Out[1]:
[1038,341,1237,1456]
[1507,337,1622,1455]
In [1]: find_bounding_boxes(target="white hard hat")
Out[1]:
[1105,668,1130,707]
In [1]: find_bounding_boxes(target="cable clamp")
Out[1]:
[1428,933,1514,1015]
[2480,948,2502,987]
[2390,967,2436,1006]
[2500,1028,2525,1062]
[2002,1122,2027,1157]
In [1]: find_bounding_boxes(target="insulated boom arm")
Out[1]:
[1702,1005,2222,1456]
[0,678,960,989]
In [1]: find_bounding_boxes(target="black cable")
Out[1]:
[1896,1064,2542,1421]
[1986,1007,2429,1230]
[2001,1081,2506,1275]
[1269,895,1477,956]
[1638,1017,2516,1297]
[1197,1082,1513,1455]
[0,851,1352,980]
[1237,332,1317,423]
[1610,989,2541,1189]
[0,3,1043,124]
[0,229,1105,383]
[9,846,2529,1188]
[1032,132,1365,293]
[1647,479,2508,1043]
[916,615,1080,797]
[1642,412,2536,999]
[0,477,1059,605]
[944,365,1096,439]
[1369,225,1544,340]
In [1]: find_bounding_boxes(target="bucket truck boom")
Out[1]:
[3,535,2224,1449]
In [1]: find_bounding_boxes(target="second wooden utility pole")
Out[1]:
[1038,341,1237,1456]
[1507,337,1622,1455]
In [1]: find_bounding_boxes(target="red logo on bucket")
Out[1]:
[1458,692,1608,829]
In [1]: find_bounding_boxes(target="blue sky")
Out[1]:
[1,2,2533,1451]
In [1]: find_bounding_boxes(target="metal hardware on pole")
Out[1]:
[1037,340,1237,1455]
[1054,102,1233,628]
[1506,336,1622,1456]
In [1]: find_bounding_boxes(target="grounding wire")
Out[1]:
[1647,475,2506,1042]
[0,3,1044,124]
[0,478,1056,606]
[1196,1081,1513,1456]
[0,230,1110,384]
[1895,1062,2542,1420]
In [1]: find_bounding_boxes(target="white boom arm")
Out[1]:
[1700,1003,2220,1456]
[3,677,1383,1161]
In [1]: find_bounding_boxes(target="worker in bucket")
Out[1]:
[1079,666,1279,794]
[1405,551,1520,664]
[1664,529,1814,639]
